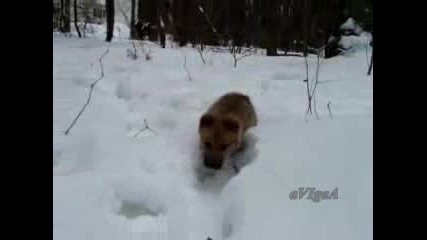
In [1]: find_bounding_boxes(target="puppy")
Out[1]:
[198,92,257,171]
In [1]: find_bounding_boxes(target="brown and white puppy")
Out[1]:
[198,92,257,170]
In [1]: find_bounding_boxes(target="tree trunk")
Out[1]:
[137,0,143,39]
[74,0,81,38]
[302,0,309,57]
[130,0,136,39]
[148,1,158,42]
[60,0,71,33]
[64,0,71,32]
[137,0,143,23]
[159,19,166,48]
[266,47,278,56]
[158,0,166,48]
[138,0,158,42]
[59,0,63,31]
[263,0,279,56]
[173,0,187,46]
[106,0,115,42]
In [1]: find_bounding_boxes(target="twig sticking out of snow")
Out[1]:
[133,119,158,137]
[232,46,255,68]
[304,49,321,118]
[182,52,192,81]
[313,95,319,120]
[196,45,206,64]
[304,56,312,114]
[64,43,111,135]
[126,23,152,60]
[127,40,139,59]
[327,101,333,119]
[365,41,370,69]
[367,46,373,75]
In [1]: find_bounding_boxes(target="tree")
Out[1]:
[302,0,310,57]
[229,0,246,47]
[157,0,166,48]
[130,0,136,39]
[60,0,71,33]
[74,0,82,38]
[116,0,372,57]
[259,0,280,56]
[106,0,115,42]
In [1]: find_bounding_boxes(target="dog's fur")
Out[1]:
[198,92,257,170]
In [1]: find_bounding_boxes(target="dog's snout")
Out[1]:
[203,153,223,170]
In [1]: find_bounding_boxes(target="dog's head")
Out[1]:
[198,113,242,169]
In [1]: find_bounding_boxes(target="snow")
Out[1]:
[341,17,355,30]
[340,17,362,32]
[339,34,372,57]
[53,31,372,240]
[338,17,372,55]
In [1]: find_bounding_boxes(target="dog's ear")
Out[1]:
[222,117,240,133]
[241,94,250,103]
[199,114,215,128]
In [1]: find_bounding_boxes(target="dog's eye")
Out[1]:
[220,144,228,151]
[204,142,212,149]
[200,114,214,128]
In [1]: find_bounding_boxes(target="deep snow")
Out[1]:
[53,31,372,240]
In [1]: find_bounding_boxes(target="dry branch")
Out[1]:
[327,101,333,119]
[182,52,192,81]
[305,47,322,118]
[64,43,111,135]
[133,119,158,137]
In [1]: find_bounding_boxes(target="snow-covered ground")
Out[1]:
[53,33,372,240]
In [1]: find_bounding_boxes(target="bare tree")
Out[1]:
[302,0,309,57]
[198,6,254,68]
[261,0,280,56]
[124,0,368,59]
[157,0,166,48]
[126,23,152,60]
[130,0,137,39]
[230,46,255,68]
[115,0,140,59]
[138,0,159,41]
[73,0,82,38]
[60,0,71,33]
[117,1,131,29]
[78,0,96,37]
[106,0,115,42]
